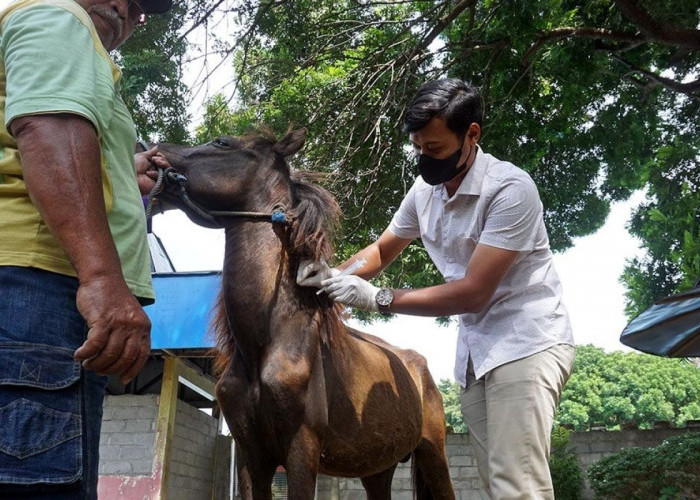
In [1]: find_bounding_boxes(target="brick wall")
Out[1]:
[98,394,228,500]
[165,400,220,500]
[315,434,480,500]
[98,394,698,499]
[98,395,162,499]
[99,394,159,476]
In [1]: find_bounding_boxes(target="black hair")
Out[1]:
[403,78,482,136]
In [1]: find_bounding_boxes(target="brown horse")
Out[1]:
[156,129,454,500]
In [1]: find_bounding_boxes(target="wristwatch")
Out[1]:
[375,288,394,315]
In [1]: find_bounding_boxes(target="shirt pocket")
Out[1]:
[0,342,82,485]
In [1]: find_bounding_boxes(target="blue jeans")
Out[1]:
[0,266,108,500]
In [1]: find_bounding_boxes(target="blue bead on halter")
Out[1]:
[271,210,288,224]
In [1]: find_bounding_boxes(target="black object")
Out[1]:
[140,0,173,14]
[620,281,700,357]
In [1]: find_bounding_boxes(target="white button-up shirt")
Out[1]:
[389,147,574,387]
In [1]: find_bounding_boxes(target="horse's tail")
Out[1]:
[411,452,434,500]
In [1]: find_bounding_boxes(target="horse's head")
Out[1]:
[156,128,340,262]
[156,128,307,229]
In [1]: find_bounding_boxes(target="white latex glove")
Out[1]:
[320,275,379,312]
[297,259,340,288]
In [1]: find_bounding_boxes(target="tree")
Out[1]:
[118,1,699,312]
[557,345,700,430]
[622,146,700,317]
[437,345,700,432]
[117,3,194,143]
[186,0,698,309]
[437,379,468,433]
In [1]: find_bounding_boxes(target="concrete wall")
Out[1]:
[314,426,700,500]
[166,399,220,500]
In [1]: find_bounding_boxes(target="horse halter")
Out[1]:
[146,165,291,226]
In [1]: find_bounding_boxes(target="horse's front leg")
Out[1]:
[284,425,322,500]
[234,441,276,500]
[236,456,254,500]
[237,454,276,500]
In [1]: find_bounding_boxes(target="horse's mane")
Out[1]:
[213,129,345,376]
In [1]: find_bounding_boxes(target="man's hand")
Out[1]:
[135,146,170,196]
[297,260,340,288]
[73,275,151,384]
[320,275,380,312]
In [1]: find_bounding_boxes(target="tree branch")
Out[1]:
[521,27,644,68]
[416,0,477,55]
[173,0,229,49]
[613,0,700,50]
[614,55,700,97]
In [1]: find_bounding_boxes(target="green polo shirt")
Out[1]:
[0,0,154,301]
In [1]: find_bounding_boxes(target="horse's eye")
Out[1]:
[212,137,231,148]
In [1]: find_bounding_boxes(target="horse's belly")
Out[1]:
[318,418,421,476]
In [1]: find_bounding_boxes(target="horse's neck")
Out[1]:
[220,223,324,377]
[221,223,303,338]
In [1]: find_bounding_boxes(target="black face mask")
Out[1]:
[417,147,468,186]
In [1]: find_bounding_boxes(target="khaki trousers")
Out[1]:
[460,344,575,500]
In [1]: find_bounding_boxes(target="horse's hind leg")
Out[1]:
[412,438,455,500]
[411,366,455,499]
[360,465,397,500]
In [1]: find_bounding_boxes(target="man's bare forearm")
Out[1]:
[11,114,125,283]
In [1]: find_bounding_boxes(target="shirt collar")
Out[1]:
[437,145,486,199]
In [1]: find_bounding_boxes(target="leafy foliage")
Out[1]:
[437,379,468,433]
[437,345,700,432]
[120,0,700,314]
[549,426,583,500]
[117,4,193,143]
[557,345,700,430]
[622,128,700,317]
[587,432,700,499]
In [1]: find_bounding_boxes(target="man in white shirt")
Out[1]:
[297,78,575,499]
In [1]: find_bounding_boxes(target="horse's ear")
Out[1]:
[273,128,306,157]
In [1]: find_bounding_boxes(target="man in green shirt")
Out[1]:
[0,0,172,497]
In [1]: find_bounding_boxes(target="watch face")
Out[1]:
[376,288,393,307]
